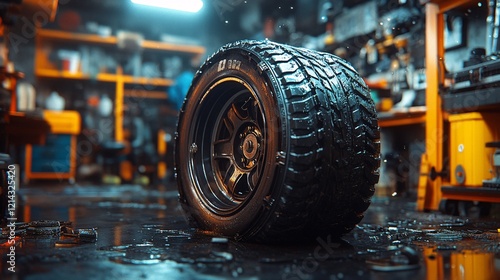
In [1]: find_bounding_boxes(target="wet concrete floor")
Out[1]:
[1,183,500,279]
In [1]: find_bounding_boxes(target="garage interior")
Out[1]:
[1,0,500,279]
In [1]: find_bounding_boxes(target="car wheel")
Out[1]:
[175,40,380,242]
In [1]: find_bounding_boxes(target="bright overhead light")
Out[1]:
[131,0,203,13]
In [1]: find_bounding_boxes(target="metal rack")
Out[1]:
[418,0,500,212]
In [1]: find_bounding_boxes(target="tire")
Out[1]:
[175,40,380,242]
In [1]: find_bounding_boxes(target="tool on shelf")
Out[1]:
[483,141,500,189]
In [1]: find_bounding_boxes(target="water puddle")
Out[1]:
[5,185,500,279]
[348,208,500,276]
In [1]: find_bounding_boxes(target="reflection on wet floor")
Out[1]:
[1,184,500,279]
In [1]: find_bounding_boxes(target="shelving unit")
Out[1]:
[418,0,500,211]
[35,28,205,142]
[32,28,205,182]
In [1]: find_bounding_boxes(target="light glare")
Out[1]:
[131,0,203,13]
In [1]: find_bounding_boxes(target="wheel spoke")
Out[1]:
[225,104,246,132]
[245,100,264,130]
[223,165,245,198]
[213,140,232,159]
[247,167,260,191]
[248,100,259,122]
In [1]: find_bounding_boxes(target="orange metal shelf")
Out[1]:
[430,0,480,12]
[37,29,206,55]
[378,107,427,128]
[37,29,118,45]
[379,113,426,128]
[142,40,205,55]
[36,69,116,82]
[123,76,173,86]
[36,69,173,86]
[441,186,500,203]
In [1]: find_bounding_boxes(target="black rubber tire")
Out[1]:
[175,40,380,243]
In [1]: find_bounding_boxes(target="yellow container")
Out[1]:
[450,250,495,280]
[449,112,500,187]
[43,110,81,135]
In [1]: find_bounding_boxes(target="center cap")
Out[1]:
[243,134,258,160]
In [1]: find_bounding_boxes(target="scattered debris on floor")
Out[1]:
[1,220,98,248]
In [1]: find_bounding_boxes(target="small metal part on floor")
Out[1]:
[1,184,499,279]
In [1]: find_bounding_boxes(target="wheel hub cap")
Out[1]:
[239,126,262,169]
